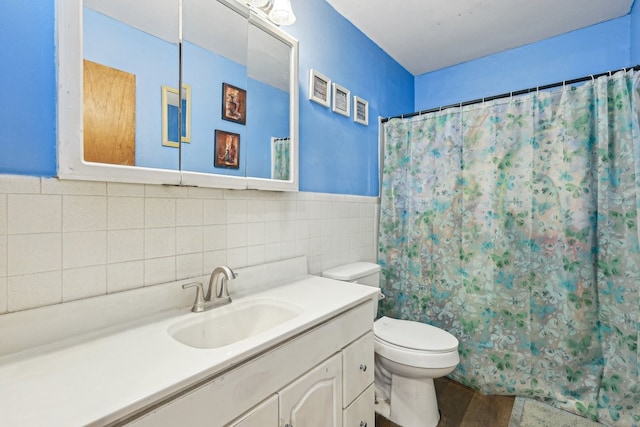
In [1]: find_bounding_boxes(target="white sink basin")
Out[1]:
[168,298,304,349]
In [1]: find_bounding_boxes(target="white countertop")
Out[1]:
[0,275,378,426]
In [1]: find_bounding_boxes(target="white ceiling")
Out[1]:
[325,0,634,76]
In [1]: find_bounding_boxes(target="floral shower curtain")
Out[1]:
[379,70,640,426]
[272,137,290,180]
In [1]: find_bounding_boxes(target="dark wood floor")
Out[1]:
[376,377,515,427]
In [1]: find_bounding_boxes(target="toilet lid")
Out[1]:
[374,316,458,352]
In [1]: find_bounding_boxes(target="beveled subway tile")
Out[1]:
[0,235,6,277]
[62,265,107,302]
[0,175,41,194]
[107,182,145,197]
[8,271,62,312]
[176,226,203,255]
[145,184,188,198]
[176,198,203,227]
[108,196,144,230]
[203,199,227,225]
[62,231,107,269]
[0,277,6,314]
[227,246,248,268]
[8,194,62,234]
[203,225,227,251]
[247,222,265,246]
[187,186,223,199]
[145,198,176,228]
[0,194,6,235]
[63,195,107,232]
[203,249,227,271]
[264,242,282,263]
[144,228,176,259]
[144,256,176,286]
[107,260,144,294]
[265,200,283,222]
[176,253,203,279]
[247,244,266,266]
[8,233,62,276]
[42,178,106,196]
[247,199,266,223]
[107,229,143,263]
[226,223,247,249]
[265,221,282,244]
[227,199,248,224]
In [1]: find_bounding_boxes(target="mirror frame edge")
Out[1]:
[57,0,298,191]
[244,12,299,192]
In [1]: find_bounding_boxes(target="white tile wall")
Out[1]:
[0,176,379,314]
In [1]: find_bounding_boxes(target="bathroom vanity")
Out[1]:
[0,258,378,426]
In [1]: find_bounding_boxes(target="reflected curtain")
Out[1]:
[272,137,290,180]
[379,70,640,425]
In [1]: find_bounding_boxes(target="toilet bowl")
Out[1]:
[374,316,459,427]
[322,263,460,427]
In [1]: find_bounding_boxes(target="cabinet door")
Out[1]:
[279,353,343,427]
[343,384,374,427]
[342,331,374,407]
[228,394,278,427]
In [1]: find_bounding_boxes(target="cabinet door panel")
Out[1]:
[229,394,278,427]
[279,353,343,427]
[342,331,374,406]
[343,384,374,427]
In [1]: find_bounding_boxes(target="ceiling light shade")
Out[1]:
[247,0,270,8]
[268,0,296,25]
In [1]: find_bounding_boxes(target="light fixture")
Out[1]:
[247,0,270,8]
[268,0,296,25]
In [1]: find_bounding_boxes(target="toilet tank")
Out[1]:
[322,262,381,317]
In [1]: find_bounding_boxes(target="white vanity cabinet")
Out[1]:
[229,395,278,426]
[342,331,375,427]
[124,301,374,427]
[278,353,343,426]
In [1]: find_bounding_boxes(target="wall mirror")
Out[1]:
[58,0,298,190]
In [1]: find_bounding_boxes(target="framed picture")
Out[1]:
[161,84,191,148]
[309,69,331,107]
[332,83,350,117]
[214,130,240,169]
[353,96,369,125]
[222,83,246,125]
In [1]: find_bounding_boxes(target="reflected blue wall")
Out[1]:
[84,9,180,170]
[246,79,289,179]
[181,41,246,177]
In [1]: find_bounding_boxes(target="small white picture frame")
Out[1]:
[309,69,331,107]
[332,83,350,117]
[353,96,369,125]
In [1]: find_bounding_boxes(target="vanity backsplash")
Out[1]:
[0,175,378,315]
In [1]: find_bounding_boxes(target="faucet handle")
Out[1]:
[183,281,205,312]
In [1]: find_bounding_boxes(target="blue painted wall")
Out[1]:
[286,0,414,196]
[0,0,56,176]
[415,10,636,111]
[3,0,638,196]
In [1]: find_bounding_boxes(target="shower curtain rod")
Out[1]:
[381,65,640,123]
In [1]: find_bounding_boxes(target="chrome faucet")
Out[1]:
[182,265,237,313]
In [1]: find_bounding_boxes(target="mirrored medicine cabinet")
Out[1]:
[58,0,299,191]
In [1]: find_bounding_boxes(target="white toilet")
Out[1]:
[323,262,459,427]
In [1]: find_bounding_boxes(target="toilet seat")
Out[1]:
[374,317,460,369]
